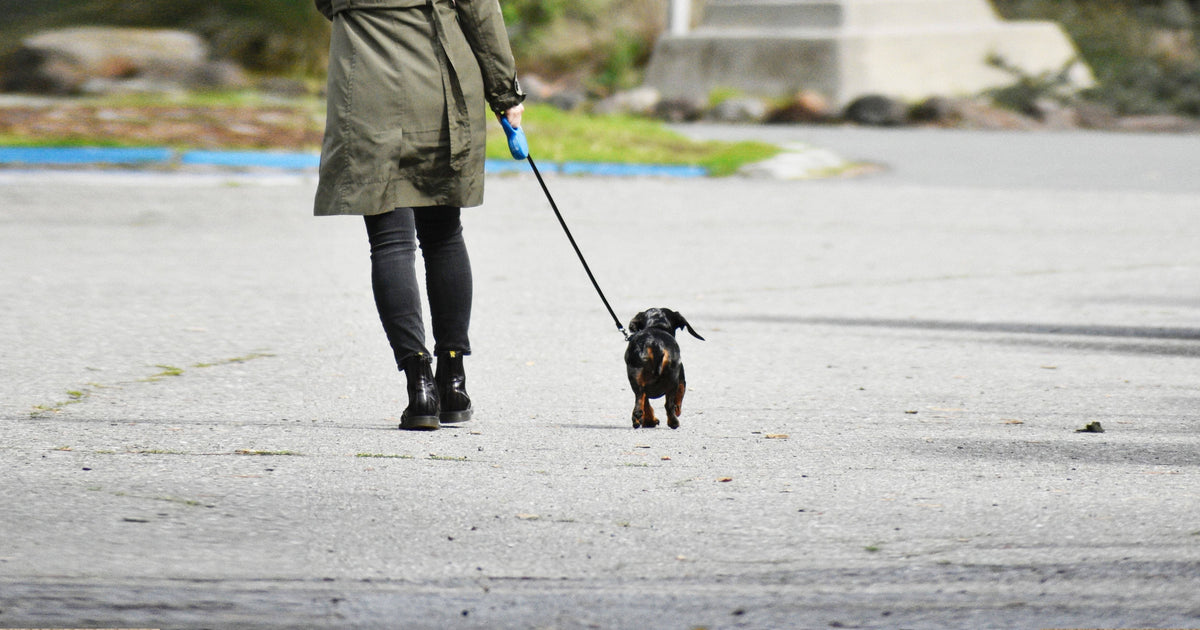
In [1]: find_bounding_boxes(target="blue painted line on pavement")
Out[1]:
[0,146,174,165]
[560,162,707,178]
[180,150,321,169]
[0,147,709,178]
[483,158,538,174]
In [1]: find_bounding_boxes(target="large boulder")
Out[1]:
[767,90,834,123]
[844,94,908,126]
[709,96,770,123]
[1,26,245,95]
[592,87,662,116]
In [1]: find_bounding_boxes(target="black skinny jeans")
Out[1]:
[364,206,472,369]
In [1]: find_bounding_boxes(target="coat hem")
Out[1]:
[314,175,483,216]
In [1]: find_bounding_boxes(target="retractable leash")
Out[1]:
[501,117,629,341]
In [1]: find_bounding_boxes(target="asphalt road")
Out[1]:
[1,125,1198,629]
[680,123,1200,194]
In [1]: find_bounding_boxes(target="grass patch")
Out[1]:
[356,453,416,459]
[193,352,276,369]
[486,103,779,176]
[234,449,302,456]
[4,98,777,175]
[427,454,469,462]
[28,353,274,418]
[98,89,322,109]
[31,384,104,416]
[139,364,185,382]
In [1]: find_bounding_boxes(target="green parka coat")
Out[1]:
[313,0,524,216]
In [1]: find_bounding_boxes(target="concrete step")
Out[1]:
[645,19,1092,106]
[701,0,998,30]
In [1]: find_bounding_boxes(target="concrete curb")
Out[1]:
[736,141,869,179]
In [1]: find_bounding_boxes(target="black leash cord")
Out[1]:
[525,156,629,340]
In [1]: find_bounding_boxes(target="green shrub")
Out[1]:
[590,28,652,95]
[993,0,1200,117]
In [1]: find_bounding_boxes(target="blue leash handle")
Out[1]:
[499,116,529,160]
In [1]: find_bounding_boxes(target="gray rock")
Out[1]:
[1073,101,1120,129]
[1,27,218,95]
[546,89,588,112]
[709,97,769,123]
[517,73,554,101]
[655,96,707,123]
[909,96,960,125]
[1027,97,1079,129]
[1115,114,1200,133]
[955,98,1041,130]
[517,73,587,111]
[79,77,187,97]
[766,91,833,123]
[592,87,661,116]
[911,96,1040,130]
[188,60,251,91]
[844,94,908,126]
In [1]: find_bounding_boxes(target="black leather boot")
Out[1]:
[399,352,439,431]
[435,350,472,424]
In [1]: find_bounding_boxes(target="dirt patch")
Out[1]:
[0,102,325,150]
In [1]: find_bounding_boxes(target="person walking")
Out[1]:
[313,0,525,430]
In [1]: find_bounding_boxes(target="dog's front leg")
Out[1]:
[633,392,658,428]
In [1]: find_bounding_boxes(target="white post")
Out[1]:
[668,0,691,35]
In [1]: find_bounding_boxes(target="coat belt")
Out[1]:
[425,0,470,172]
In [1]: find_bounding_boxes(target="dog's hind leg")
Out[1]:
[666,389,683,429]
[667,366,686,429]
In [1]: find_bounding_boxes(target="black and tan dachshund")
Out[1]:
[625,308,705,429]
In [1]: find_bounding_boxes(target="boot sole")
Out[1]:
[439,408,473,424]
[399,414,440,431]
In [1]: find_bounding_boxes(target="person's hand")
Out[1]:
[501,103,524,129]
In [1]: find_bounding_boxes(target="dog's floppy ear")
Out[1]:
[665,309,705,341]
[628,311,648,333]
